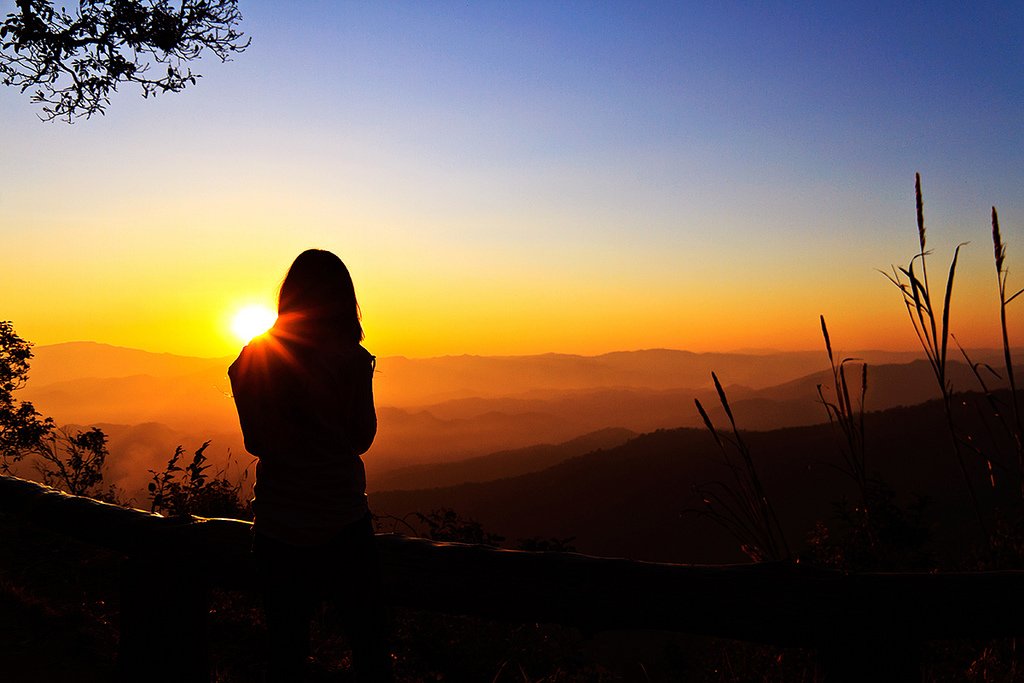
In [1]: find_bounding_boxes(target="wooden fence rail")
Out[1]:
[2,473,1022,682]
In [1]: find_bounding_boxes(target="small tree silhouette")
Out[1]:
[0,321,120,500]
[34,426,109,497]
[0,320,53,471]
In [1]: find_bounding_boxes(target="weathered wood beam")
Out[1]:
[377,537,1024,645]
[2,473,1022,649]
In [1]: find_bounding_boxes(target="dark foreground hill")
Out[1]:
[371,427,636,491]
[372,393,1009,565]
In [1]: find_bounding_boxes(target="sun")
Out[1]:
[230,304,277,342]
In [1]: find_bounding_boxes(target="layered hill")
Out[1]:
[372,394,1013,565]
[370,427,636,491]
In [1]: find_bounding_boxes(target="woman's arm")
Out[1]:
[350,353,377,456]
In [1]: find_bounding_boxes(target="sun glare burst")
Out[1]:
[231,305,277,342]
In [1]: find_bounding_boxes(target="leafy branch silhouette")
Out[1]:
[1,0,249,121]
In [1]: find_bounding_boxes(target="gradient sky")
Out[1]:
[2,1,1022,358]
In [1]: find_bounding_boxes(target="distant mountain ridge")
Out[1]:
[31,340,983,405]
[29,341,229,385]
[371,348,939,405]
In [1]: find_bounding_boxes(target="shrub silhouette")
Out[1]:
[148,441,250,519]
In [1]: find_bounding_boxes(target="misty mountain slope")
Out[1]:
[391,388,698,439]
[1,421,249,506]
[730,359,1011,410]
[379,354,1022,442]
[370,408,576,470]
[372,394,1007,565]
[370,427,636,491]
[23,374,237,433]
[696,357,1019,431]
[372,348,937,405]
[29,342,229,385]
[371,425,827,565]
[89,423,248,505]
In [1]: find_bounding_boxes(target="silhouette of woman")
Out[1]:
[228,249,390,682]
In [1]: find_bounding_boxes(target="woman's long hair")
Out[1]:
[276,249,363,344]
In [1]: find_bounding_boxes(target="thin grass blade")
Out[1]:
[1005,288,1024,305]
[694,399,723,449]
[939,243,965,369]
[993,207,1005,273]
[820,315,834,364]
[712,372,736,427]
[916,172,926,253]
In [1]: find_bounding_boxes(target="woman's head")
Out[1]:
[277,249,363,343]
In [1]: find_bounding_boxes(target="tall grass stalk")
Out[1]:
[694,372,790,562]
[816,315,868,500]
[955,340,1006,491]
[882,173,985,533]
[991,208,1024,497]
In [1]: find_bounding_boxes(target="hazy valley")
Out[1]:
[17,341,1021,562]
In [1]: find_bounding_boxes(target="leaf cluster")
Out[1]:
[0,0,249,121]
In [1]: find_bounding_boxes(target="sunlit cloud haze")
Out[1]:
[2,2,1022,358]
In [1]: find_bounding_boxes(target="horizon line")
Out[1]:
[32,338,1008,363]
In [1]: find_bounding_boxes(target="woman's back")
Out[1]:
[229,328,377,544]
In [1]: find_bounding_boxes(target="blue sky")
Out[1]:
[1,1,1022,356]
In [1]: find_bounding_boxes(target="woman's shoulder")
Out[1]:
[318,342,374,372]
[228,335,295,388]
[228,338,263,377]
[229,333,282,366]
